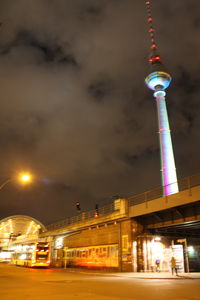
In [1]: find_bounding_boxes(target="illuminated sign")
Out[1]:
[55,237,64,249]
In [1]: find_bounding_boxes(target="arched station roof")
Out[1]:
[0,215,46,242]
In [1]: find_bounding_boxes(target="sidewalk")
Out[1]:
[108,272,200,280]
[65,268,200,279]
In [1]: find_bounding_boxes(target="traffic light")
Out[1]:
[76,202,81,211]
[94,204,99,217]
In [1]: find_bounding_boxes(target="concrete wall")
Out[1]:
[64,223,119,248]
[62,219,135,272]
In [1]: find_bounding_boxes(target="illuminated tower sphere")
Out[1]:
[144,1,178,196]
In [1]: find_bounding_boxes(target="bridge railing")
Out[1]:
[128,173,200,207]
[46,202,115,231]
[46,173,200,231]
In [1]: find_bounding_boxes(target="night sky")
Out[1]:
[0,0,199,225]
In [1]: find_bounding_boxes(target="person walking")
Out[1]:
[155,258,160,272]
[171,256,178,275]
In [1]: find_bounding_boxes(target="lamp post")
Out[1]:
[0,172,32,249]
[0,172,32,190]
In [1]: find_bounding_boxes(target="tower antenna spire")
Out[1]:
[145,1,161,65]
[144,1,179,196]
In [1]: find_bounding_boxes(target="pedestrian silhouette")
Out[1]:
[171,256,178,275]
[155,258,160,272]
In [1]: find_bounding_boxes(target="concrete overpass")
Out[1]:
[42,173,200,237]
[128,173,200,237]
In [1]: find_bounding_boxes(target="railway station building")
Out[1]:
[1,174,200,273]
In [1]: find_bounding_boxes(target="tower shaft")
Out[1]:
[144,0,179,196]
[156,94,178,195]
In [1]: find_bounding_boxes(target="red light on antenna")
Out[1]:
[149,56,161,64]
[149,28,154,33]
[151,44,157,50]
[145,1,150,5]
[148,17,153,22]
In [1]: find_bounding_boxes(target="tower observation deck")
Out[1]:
[144,1,178,196]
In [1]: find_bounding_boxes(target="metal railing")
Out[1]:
[46,173,200,231]
[128,173,200,207]
[46,202,116,231]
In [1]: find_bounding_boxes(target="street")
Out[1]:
[0,264,200,300]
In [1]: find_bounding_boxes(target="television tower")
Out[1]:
[144,1,178,196]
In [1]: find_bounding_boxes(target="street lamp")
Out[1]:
[18,172,32,184]
[0,172,33,190]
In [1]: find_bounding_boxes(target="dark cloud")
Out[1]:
[80,3,104,20]
[88,76,113,102]
[0,0,199,224]
[177,67,200,94]
[0,29,79,67]
[123,147,160,167]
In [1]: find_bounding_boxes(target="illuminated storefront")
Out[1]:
[135,235,186,272]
